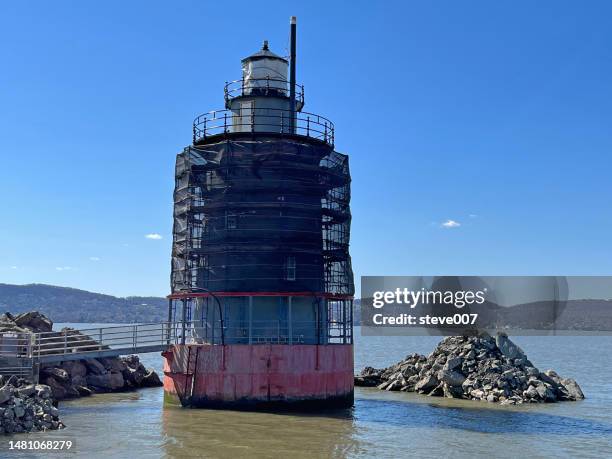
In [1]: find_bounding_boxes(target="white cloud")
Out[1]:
[55,266,74,271]
[145,233,163,240]
[10,266,18,270]
[441,220,461,228]
[89,257,100,261]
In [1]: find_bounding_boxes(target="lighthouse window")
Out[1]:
[285,256,296,281]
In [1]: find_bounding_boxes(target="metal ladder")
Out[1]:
[178,346,199,407]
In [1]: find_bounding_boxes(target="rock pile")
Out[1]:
[41,354,162,400]
[0,312,163,400]
[0,376,64,434]
[355,333,584,405]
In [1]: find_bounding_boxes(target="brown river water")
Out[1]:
[2,328,611,458]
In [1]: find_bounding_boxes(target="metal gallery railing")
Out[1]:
[193,107,335,146]
[224,78,305,107]
[184,319,352,345]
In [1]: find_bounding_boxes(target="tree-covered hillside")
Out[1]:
[0,283,166,323]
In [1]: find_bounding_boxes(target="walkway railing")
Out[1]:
[0,332,36,378]
[34,322,181,360]
[0,322,183,364]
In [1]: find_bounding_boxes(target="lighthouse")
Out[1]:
[163,17,354,409]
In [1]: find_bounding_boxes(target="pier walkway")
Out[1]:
[0,322,184,378]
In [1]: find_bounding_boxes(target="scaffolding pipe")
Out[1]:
[167,299,173,345]
[181,300,187,345]
[289,16,297,134]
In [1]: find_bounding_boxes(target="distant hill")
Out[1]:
[497,299,612,331]
[0,283,167,323]
[353,298,361,325]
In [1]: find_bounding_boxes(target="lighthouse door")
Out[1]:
[235,100,253,133]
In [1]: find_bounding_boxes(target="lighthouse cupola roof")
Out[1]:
[241,40,289,84]
[241,40,288,64]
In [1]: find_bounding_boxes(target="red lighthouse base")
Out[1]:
[162,344,354,410]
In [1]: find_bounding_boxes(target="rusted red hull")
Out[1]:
[162,344,354,409]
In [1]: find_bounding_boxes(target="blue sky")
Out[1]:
[1,1,611,297]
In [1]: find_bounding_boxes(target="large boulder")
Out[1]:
[119,355,163,389]
[0,385,13,404]
[86,372,125,391]
[495,333,529,364]
[70,374,87,387]
[123,366,145,386]
[16,384,36,397]
[13,311,53,333]
[542,370,584,401]
[123,355,141,370]
[560,377,584,401]
[84,359,107,375]
[60,361,87,379]
[40,367,70,383]
[42,377,68,400]
[141,369,163,387]
[75,385,93,397]
[99,357,127,373]
[437,369,466,387]
[414,372,439,393]
[108,371,126,389]
[35,384,52,399]
[443,356,463,371]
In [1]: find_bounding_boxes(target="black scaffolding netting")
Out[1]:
[171,137,354,297]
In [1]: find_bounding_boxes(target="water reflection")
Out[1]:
[355,398,612,436]
[159,391,612,459]
[161,404,360,458]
